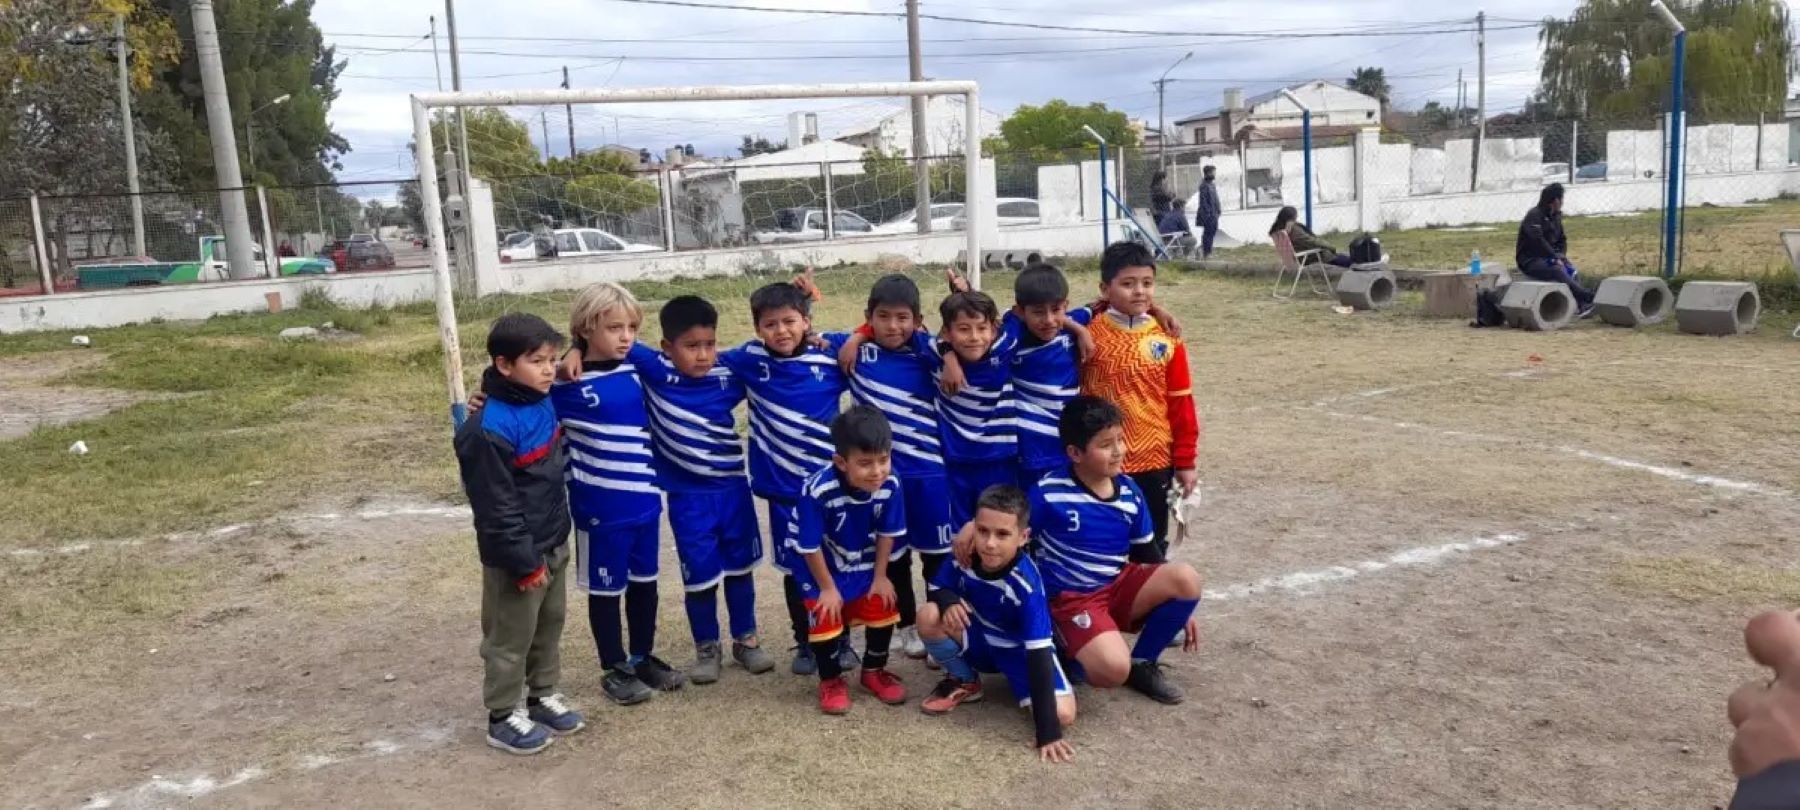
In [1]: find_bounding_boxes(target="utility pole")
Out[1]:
[429,16,443,92]
[189,0,257,279]
[540,109,551,162]
[1473,11,1487,191]
[114,14,145,257]
[444,0,471,186]
[563,66,576,158]
[1456,69,1464,124]
[1155,51,1194,169]
[905,0,931,234]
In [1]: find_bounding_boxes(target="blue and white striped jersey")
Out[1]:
[936,329,1020,464]
[1009,307,1093,473]
[929,553,1056,653]
[625,343,747,493]
[717,341,845,503]
[1027,469,1154,596]
[551,359,662,529]
[792,466,906,595]
[828,330,945,478]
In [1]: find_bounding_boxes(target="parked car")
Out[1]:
[77,237,332,289]
[499,231,549,263]
[322,239,397,271]
[1575,161,1608,182]
[949,197,1042,230]
[348,233,377,243]
[543,227,661,258]
[872,203,965,234]
[1541,162,1571,183]
[754,208,875,244]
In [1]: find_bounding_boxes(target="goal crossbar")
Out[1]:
[410,81,987,424]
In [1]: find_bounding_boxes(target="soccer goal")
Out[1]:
[409,81,988,423]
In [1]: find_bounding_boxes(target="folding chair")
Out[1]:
[1272,230,1333,300]
[1782,229,1800,338]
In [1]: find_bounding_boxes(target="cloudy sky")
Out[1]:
[313,0,1586,196]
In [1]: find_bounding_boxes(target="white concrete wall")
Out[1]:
[1,269,438,333]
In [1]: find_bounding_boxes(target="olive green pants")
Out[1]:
[481,542,569,713]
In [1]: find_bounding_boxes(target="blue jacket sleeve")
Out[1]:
[1733,760,1800,810]
[454,418,542,578]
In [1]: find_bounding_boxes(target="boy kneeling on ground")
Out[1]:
[919,484,1078,763]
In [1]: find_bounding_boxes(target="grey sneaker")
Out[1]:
[603,666,654,706]
[634,654,687,692]
[733,637,776,675]
[691,642,723,685]
[835,638,860,673]
[791,645,817,676]
[899,626,926,659]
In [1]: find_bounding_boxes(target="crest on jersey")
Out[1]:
[1072,611,1092,629]
[1140,336,1173,363]
[811,366,824,381]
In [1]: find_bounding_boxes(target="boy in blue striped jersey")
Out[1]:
[828,274,957,661]
[1002,264,1097,494]
[625,295,776,684]
[555,283,686,705]
[716,281,849,676]
[934,291,1020,532]
[919,484,1077,763]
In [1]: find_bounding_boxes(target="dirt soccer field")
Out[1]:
[2,266,1797,809]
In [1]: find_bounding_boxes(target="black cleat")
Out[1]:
[1126,660,1185,705]
[603,666,654,705]
[633,654,688,691]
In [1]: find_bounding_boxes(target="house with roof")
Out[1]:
[835,97,1003,157]
[1174,81,1380,146]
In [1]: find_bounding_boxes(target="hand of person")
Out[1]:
[806,331,831,351]
[870,576,897,610]
[1150,303,1183,339]
[945,265,971,293]
[1729,610,1800,777]
[515,565,549,592]
[1037,739,1076,764]
[812,587,844,628]
[1183,618,1201,653]
[938,354,966,395]
[942,602,972,636]
[837,333,864,376]
[793,266,822,301]
[1175,468,1199,498]
[559,348,583,382]
[950,522,976,569]
[1075,328,1095,364]
[467,391,488,412]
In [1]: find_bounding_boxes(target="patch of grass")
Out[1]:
[0,549,211,633]
[1612,557,1800,604]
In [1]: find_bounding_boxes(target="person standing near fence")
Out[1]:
[1149,171,1175,217]
[1196,166,1221,258]
[1515,183,1596,318]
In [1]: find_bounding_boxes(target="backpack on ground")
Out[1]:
[1471,287,1507,328]
[1347,234,1383,266]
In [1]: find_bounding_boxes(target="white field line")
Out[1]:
[6,505,470,560]
[1312,408,1793,499]
[1204,532,1527,602]
[81,726,454,809]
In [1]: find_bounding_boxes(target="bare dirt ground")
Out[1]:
[3,273,1798,809]
[0,352,160,441]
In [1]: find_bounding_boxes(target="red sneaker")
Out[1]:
[860,668,908,705]
[818,676,851,715]
[920,675,983,715]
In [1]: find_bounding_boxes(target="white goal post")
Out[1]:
[410,81,987,423]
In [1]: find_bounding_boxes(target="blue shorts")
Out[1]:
[668,485,763,591]
[764,497,803,576]
[575,516,659,596]
[901,473,955,557]
[960,629,1072,708]
[948,460,1021,531]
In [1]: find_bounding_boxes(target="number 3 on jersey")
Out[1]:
[1066,510,1081,532]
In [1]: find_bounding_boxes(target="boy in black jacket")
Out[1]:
[454,313,584,755]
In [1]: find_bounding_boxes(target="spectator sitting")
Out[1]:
[1157,198,1190,237]
[1269,206,1352,268]
[1515,183,1596,318]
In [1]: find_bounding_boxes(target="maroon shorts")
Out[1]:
[1049,563,1161,657]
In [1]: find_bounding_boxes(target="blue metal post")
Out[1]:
[1098,141,1110,248]
[1661,30,1686,279]
[1302,109,1314,231]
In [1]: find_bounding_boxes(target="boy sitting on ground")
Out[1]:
[920,484,1077,763]
[454,313,584,755]
[792,405,910,714]
[1023,395,1202,704]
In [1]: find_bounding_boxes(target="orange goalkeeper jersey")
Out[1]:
[1080,311,1200,474]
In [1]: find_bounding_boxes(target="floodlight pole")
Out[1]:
[1652,0,1685,280]
[1281,88,1313,231]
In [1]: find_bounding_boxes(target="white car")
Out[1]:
[872,203,965,235]
[506,228,660,262]
[753,208,876,244]
[498,232,543,263]
[949,198,1041,230]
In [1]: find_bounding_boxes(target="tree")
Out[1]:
[427,108,541,181]
[1537,0,1793,121]
[1346,67,1392,115]
[739,135,786,157]
[984,100,1137,159]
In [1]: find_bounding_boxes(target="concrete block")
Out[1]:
[1593,275,1673,327]
[1676,281,1760,336]
[1334,269,1397,311]
[1500,281,1575,331]
[1422,271,1502,319]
